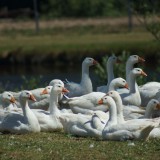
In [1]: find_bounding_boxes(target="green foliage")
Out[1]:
[20,75,45,90]
[40,0,127,18]
[95,51,148,86]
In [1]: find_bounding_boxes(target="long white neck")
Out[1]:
[104,100,117,130]
[113,95,125,124]
[126,60,134,83]
[19,97,40,131]
[49,89,61,116]
[107,60,114,85]
[144,104,154,118]
[128,72,137,93]
[80,63,92,92]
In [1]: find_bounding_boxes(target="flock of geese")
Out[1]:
[0,55,160,141]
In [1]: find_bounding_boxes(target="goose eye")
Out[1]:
[154,101,156,104]
[26,92,29,95]
[123,81,125,83]
[58,85,61,88]
[134,55,137,58]
[110,92,113,94]
[104,97,107,100]
[8,94,11,97]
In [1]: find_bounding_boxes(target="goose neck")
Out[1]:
[129,73,136,93]
[107,60,114,84]
[106,101,117,127]
[144,105,153,118]
[114,96,125,123]
[49,90,61,115]
[126,60,134,83]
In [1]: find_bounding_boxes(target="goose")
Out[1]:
[117,55,145,94]
[98,96,158,141]
[139,85,160,107]
[64,57,98,97]
[107,91,158,120]
[121,68,147,106]
[30,79,65,110]
[107,91,160,139]
[61,77,128,114]
[32,83,91,132]
[83,94,159,140]
[97,55,120,93]
[0,92,17,121]
[0,91,40,134]
[1,92,17,112]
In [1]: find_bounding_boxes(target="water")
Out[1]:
[0,64,99,91]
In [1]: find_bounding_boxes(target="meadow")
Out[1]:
[1,132,160,160]
[0,18,160,160]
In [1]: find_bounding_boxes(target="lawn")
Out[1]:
[0,132,160,160]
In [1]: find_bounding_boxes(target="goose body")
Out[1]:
[0,91,40,134]
[64,57,98,97]
[121,68,147,106]
[62,77,128,114]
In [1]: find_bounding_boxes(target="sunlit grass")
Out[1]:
[0,132,160,160]
[0,30,157,55]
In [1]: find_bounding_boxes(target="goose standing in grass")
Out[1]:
[61,77,128,114]
[97,55,120,93]
[0,91,40,134]
[64,57,98,97]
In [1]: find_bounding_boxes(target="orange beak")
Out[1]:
[10,97,16,103]
[124,83,129,89]
[156,103,160,109]
[29,94,37,102]
[98,99,103,105]
[40,88,48,95]
[138,56,145,63]
[93,60,98,65]
[62,87,69,93]
[141,71,147,77]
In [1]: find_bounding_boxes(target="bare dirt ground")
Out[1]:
[0,17,142,30]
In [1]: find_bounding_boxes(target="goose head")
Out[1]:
[49,79,64,87]
[98,95,114,106]
[19,91,37,102]
[128,55,145,64]
[108,55,121,64]
[83,57,98,67]
[40,86,53,95]
[147,99,160,110]
[106,90,121,101]
[111,78,129,89]
[51,84,69,95]
[131,68,147,77]
[2,91,16,104]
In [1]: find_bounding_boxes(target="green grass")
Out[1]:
[0,132,160,160]
[0,30,159,55]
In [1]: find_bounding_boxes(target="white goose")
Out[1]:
[0,91,40,134]
[64,57,98,97]
[117,55,145,94]
[121,68,147,106]
[30,79,65,110]
[99,96,158,141]
[97,55,120,93]
[62,77,128,114]
[32,83,91,132]
[1,92,17,112]
[0,92,17,121]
